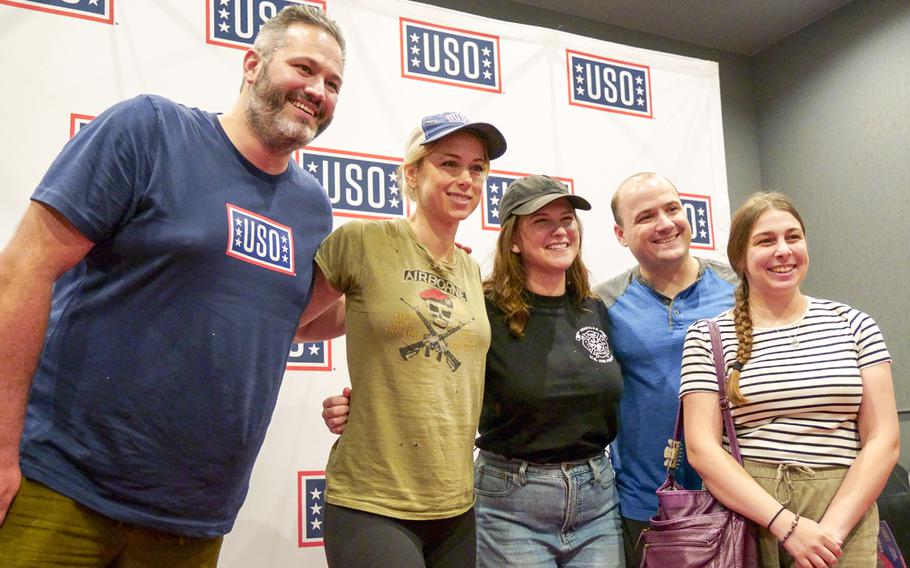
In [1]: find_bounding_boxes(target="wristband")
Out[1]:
[766,506,786,530]
[780,513,800,544]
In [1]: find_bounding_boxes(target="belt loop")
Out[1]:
[516,461,528,486]
[588,458,602,485]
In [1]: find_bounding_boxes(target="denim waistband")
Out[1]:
[477,449,609,485]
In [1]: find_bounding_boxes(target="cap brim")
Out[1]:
[423,122,507,160]
[511,193,592,217]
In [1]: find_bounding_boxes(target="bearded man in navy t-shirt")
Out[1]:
[0,6,345,566]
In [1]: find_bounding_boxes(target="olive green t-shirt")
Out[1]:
[316,218,490,520]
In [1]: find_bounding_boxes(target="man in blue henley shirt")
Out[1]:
[594,173,737,567]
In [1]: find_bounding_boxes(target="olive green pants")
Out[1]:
[0,477,222,567]
[743,460,879,568]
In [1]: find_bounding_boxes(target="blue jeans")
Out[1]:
[474,450,624,567]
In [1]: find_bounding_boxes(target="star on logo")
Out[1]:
[308,344,321,355]
[576,86,584,95]
[575,64,583,73]
[388,172,398,182]
[698,207,706,217]
[491,208,500,218]
[411,57,420,67]
[700,230,707,238]
[636,76,643,85]
[390,197,400,208]
[637,97,644,106]
[390,184,399,195]
[220,0,229,5]
[482,58,491,68]
[410,45,420,55]
[576,74,584,84]
[89,0,99,5]
[219,21,229,33]
[282,235,288,243]
[482,47,490,56]
[490,196,500,206]
[219,8,228,19]
[410,33,419,43]
[637,86,644,95]
[283,255,289,263]
[306,161,318,173]
[310,503,322,515]
[698,218,706,227]
[234,238,242,246]
[483,71,492,80]
[310,487,322,500]
[310,518,322,530]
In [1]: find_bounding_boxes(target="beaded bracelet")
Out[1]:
[780,513,800,544]
[766,506,786,530]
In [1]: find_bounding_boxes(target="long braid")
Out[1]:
[728,279,753,405]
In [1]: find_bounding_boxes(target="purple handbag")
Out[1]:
[639,319,758,567]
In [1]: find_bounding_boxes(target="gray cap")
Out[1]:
[499,175,592,222]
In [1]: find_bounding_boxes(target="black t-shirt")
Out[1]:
[476,292,623,463]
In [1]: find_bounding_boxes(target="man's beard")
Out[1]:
[245,69,326,154]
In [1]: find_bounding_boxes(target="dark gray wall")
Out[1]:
[753,0,910,466]
[424,0,907,467]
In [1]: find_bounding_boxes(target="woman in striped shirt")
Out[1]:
[680,192,898,568]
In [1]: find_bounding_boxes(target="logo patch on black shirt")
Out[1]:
[575,326,613,363]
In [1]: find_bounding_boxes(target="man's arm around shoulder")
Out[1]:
[0,202,93,526]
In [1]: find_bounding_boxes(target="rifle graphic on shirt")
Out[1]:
[398,297,473,372]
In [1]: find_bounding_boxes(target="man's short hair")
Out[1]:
[610,172,679,227]
[254,5,346,64]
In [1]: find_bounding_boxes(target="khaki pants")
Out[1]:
[0,477,223,567]
[743,460,879,568]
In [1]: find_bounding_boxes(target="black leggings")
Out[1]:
[323,503,476,568]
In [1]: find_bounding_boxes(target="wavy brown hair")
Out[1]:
[484,214,594,338]
[725,192,806,404]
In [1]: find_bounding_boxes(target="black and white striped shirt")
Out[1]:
[679,297,891,467]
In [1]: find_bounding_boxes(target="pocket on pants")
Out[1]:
[473,463,516,497]
[596,459,617,490]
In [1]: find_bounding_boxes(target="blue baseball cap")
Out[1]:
[420,112,507,160]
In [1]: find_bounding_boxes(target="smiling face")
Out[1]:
[244,24,344,154]
[404,131,487,228]
[511,198,580,290]
[743,208,809,301]
[614,175,691,272]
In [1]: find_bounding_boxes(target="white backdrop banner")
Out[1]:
[0,0,729,565]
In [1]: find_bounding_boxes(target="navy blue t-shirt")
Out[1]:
[22,95,332,537]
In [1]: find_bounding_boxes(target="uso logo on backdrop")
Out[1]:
[286,340,331,371]
[0,0,114,24]
[296,148,407,219]
[481,171,576,231]
[206,0,325,50]
[400,18,501,93]
[69,114,94,138]
[298,471,326,547]
[567,50,652,119]
[679,193,715,250]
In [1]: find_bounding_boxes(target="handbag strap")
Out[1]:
[667,318,743,474]
[706,318,744,464]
